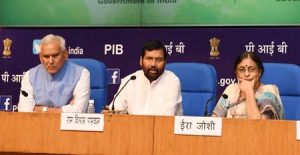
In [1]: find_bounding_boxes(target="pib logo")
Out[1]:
[104,44,123,55]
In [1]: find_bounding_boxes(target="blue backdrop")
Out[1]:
[0,27,299,111]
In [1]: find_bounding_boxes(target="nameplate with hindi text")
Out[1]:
[60,113,104,132]
[174,116,222,136]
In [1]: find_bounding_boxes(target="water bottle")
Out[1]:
[87,99,95,113]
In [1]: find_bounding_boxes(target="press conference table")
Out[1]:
[0,112,299,155]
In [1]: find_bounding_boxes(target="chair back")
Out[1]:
[166,63,217,116]
[69,58,107,113]
[261,63,300,120]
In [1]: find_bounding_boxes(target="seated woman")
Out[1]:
[212,52,285,119]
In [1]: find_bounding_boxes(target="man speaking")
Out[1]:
[109,40,182,116]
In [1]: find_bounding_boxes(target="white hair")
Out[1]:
[40,34,66,51]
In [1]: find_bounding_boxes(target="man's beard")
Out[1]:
[144,67,163,82]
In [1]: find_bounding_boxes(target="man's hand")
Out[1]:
[34,106,62,113]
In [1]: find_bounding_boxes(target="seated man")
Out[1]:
[109,40,183,115]
[18,34,90,113]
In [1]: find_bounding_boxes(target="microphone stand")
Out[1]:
[203,94,228,116]
[203,96,216,116]
[110,75,136,114]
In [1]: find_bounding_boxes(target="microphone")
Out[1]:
[222,94,228,99]
[223,94,243,109]
[1,89,28,97]
[21,90,28,97]
[111,75,136,111]
[222,93,236,109]
[203,94,228,116]
[203,96,216,116]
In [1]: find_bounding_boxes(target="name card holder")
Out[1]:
[60,113,104,132]
[174,116,222,136]
[296,121,300,140]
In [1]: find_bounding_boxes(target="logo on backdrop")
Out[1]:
[0,95,12,111]
[107,68,120,84]
[104,44,124,55]
[33,39,41,55]
[2,38,12,58]
[209,37,220,59]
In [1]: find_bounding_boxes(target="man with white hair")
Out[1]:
[18,34,90,113]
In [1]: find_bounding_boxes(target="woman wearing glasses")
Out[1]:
[212,52,285,119]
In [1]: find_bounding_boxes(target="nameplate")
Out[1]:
[60,113,104,132]
[296,121,300,140]
[174,116,222,136]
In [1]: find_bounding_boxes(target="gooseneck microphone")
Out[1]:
[1,89,28,97]
[21,90,28,97]
[203,94,228,116]
[111,75,136,111]
[203,96,216,116]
